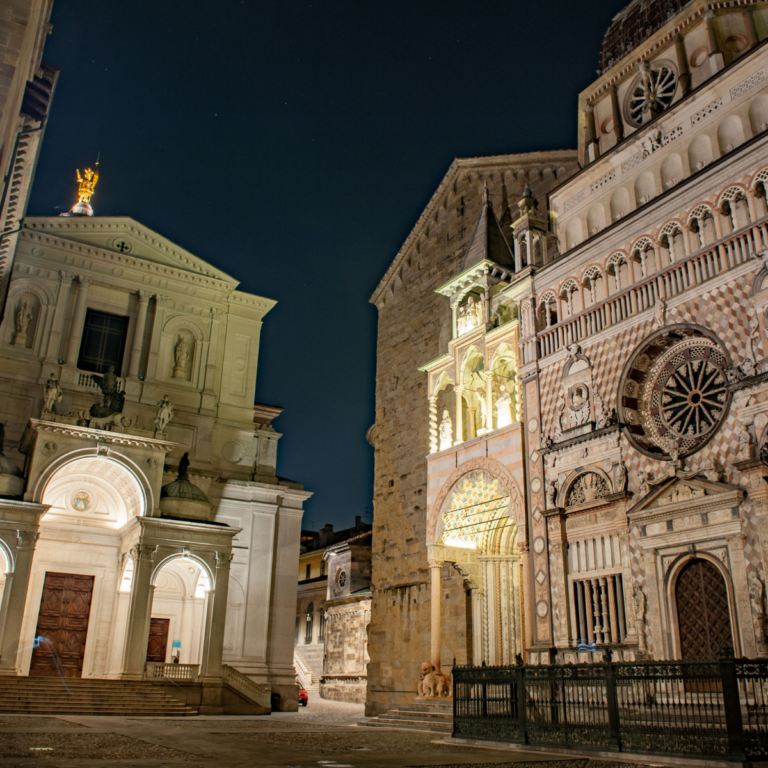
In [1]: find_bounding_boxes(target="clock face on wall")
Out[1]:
[619,326,731,459]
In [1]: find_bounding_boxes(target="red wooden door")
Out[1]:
[29,572,94,678]
[146,618,170,663]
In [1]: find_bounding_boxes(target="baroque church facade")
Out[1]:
[368,0,768,714]
[0,171,310,709]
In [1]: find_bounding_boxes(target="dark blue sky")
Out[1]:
[29,0,627,530]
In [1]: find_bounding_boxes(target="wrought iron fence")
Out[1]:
[453,652,768,762]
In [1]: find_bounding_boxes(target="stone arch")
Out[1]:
[749,93,768,135]
[581,265,605,305]
[427,457,526,547]
[688,133,713,172]
[717,184,750,233]
[610,187,630,222]
[537,290,558,328]
[631,236,657,279]
[687,202,716,249]
[3,280,53,352]
[151,551,214,588]
[634,171,656,205]
[658,220,686,262]
[587,203,606,236]
[559,467,613,507]
[33,448,151,525]
[0,537,13,573]
[664,551,741,658]
[660,153,684,190]
[606,251,631,292]
[718,114,746,155]
[559,278,580,316]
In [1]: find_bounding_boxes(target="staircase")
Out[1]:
[293,646,321,693]
[0,677,198,716]
[358,698,453,733]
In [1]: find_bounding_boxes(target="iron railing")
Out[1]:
[453,652,768,762]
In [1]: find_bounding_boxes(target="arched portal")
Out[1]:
[148,556,210,665]
[675,558,734,659]
[431,468,523,668]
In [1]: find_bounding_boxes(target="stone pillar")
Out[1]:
[674,35,691,94]
[748,189,759,222]
[743,8,759,49]
[484,371,493,432]
[454,386,464,445]
[44,272,75,362]
[467,407,477,440]
[514,238,522,273]
[64,276,91,366]
[451,303,458,339]
[429,560,442,673]
[525,234,532,267]
[727,534,757,657]
[609,85,624,142]
[128,291,151,378]
[203,309,222,394]
[0,531,39,675]
[120,544,158,679]
[200,552,232,687]
[520,542,534,655]
[705,12,724,72]
[428,396,438,453]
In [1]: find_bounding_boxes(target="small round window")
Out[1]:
[337,570,347,587]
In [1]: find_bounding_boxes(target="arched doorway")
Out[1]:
[432,469,523,667]
[675,558,733,659]
[148,556,211,666]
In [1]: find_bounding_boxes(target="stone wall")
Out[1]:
[367,152,579,715]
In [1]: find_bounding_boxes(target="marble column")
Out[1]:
[0,531,39,675]
[128,291,151,378]
[454,386,464,445]
[483,371,493,432]
[520,542,534,655]
[199,552,232,682]
[65,276,91,366]
[429,561,442,673]
[428,396,438,453]
[609,85,624,142]
[120,544,157,679]
[674,35,691,94]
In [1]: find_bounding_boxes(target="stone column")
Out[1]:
[727,534,757,657]
[44,272,75,362]
[128,291,151,377]
[120,544,158,679]
[200,552,232,682]
[0,531,39,675]
[704,12,724,72]
[609,85,624,142]
[451,303,458,339]
[484,371,493,432]
[467,407,477,439]
[203,309,222,394]
[748,189,759,222]
[674,35,691,94]
[744,7,759,49]
[428,396,438,453]
[520,542,534,655]
[525,234,532,267]
[514,238,522,272]
[64,276,91,366]
[429,560,442,673]
[454,386,464,445]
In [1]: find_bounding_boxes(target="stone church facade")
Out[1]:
[0,207,310,710]
[368,0,768,714]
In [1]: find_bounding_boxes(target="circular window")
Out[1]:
[689,47,708,69]
[625,63,678,127]
[337,570,347,587]
[618,326,731,459]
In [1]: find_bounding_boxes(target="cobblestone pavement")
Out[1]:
[0,713,688,767]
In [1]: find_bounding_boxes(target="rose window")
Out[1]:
[626,64,678,127]
[619,328,731,459]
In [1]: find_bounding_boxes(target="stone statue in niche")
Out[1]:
[43,374,63,413]
[154,394,174,434]
[456,304,467,335]
[173,335,191,379]
[13,299,32,346]
[749,315,763,367]
[750,572,766,643]
[438,410,453,451]
[568,383,590,427]
[636,470,650,497]
[475,386,487,431]
[739,423,755,461]
[545,479,557,509]
[615,461,627,492]
[496,385,513,429]
[554,392,565,441]
[89,365,125,418]
[567,472,608,505]
[593,385,608,430]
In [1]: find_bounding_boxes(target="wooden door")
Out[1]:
[146,618,170,663]
[676,558,733,659]
[29,572,94,678]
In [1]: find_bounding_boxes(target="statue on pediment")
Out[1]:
[439,410,453,451]
[155,395,174,434]
[43,374,63,413]
[89,365,125,419]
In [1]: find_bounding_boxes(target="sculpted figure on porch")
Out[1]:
[43,374,63,413]
[90,365,125,418]
[14,299,32,345]
[496,385,513,428]
[417,662,452,698]
[155,395,174,433]
[439,410,453,450]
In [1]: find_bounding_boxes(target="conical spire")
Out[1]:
[461,186,515,271]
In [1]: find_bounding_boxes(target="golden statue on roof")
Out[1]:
[76,162,99,204]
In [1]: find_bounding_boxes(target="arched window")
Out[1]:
[318,611,326,642]
[305,602,314,644]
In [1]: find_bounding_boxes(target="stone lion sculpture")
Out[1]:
[417,661,452,698]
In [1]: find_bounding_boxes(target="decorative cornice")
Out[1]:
[25,419,177,453]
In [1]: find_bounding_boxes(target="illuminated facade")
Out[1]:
[368,0,768,715]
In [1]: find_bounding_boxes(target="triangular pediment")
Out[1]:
[23,216,237,285]
[629,473,744,519]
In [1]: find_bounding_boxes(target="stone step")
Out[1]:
[384,709,453,722]
[357,717,452,733]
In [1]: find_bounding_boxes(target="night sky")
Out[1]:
[29,0,628,530]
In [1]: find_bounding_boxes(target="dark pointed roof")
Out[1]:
[461,186,515,271]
